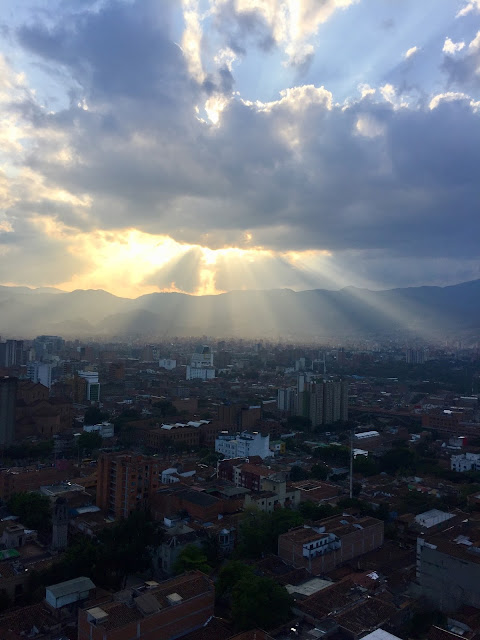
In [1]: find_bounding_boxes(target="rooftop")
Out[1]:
[47,576,96,599]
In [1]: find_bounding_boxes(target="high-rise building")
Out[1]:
[0,376,17,446]
[186,345,215,380]
[96,453,162,519]
[406,348,425,364]
[296,379,349,427]
[78,371,100,402]
[0,340,24,367]
[26,362,53,388]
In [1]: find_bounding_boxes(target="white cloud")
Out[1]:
[404,46,419,59]
[211,0,359,67]
[429,91,469,109]
[443,37,465,54]
[456,0,480,17]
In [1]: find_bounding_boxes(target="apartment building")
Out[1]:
[96,453,162,519]
[278,514,384,575]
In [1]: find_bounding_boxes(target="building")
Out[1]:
[77,371,100,402]
[278,514,384,575]
[159,359,177,370]
[26,362,53,388]
[215,431,270,460]
[96,453,162,519]
[297,380,349,427]
[0,340,24,367]
[0,464,73,500]
[186,345,215,381]
[416,517,480,611]
[406,348,425,364]
[52,497,69,550]
[83,421,115,438]
[78,571,214,640]
[277,388,296,413]
[451,452,480,472]
[46,576,96,611]
[0,376,17,446]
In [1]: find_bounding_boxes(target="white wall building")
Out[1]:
[83,422,114,438]
[215,431,270,459]
[159,359,177,370]
[78,371,100,402]
[26,362,53,388]
[186,345,215,380]
[451,452,480,472]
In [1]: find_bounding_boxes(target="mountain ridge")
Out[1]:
[0,279,479,340]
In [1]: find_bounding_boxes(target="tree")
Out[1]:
[173,544,211,575]
[77,430,103,454]
[290,465,309,481]
[99,510,164,585]
[299,501,340,521]
[287,415,312,430]
[8,492,51,532]
[231,576,293,631]
[235,507,304,559]
[216,561,255,600]
[152,400,177,418]
[310,463,328,480]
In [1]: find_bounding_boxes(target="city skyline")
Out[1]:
[0,0,479,298]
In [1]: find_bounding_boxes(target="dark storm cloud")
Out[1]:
[6,0,480,277]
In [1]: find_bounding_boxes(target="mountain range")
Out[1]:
[1,280,480,340]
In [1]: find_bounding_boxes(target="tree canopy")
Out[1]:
[231,575,293,631]
[7,492,51,532]
[173,544,211,575]
[77,430,103,453]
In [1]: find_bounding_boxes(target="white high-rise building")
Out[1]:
[26,362,53,389]
[186,345,215,381]
[78,371,100,402]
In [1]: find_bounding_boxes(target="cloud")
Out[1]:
[442,30,480,91]
[210,0,359,67]
[456,0,480,17]
[0,0,478,295]
[443,37,465,54]
[404,46,419,59]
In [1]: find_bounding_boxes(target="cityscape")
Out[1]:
[0,334,480,639]
[1,0,480,639]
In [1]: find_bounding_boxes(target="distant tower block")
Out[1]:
[52,497,68,550]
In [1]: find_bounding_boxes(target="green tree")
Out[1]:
[7,492,51,532]
[298,501,340,520]
[287,415,312,430]
[236,508,304,558]
[173,544,211,575]
[77,430,103,454]
[216,561,255,600]
[290,465,309,481]
[310,463,328,480]
[231,576,293,631]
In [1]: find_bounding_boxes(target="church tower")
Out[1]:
[52,497,68,550]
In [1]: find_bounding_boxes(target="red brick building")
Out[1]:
[78,571,214,640]
[278,514,384,575]
[96,453,162,518]
[0,464,74,500]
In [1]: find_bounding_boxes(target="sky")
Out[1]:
[0,0,479,298]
